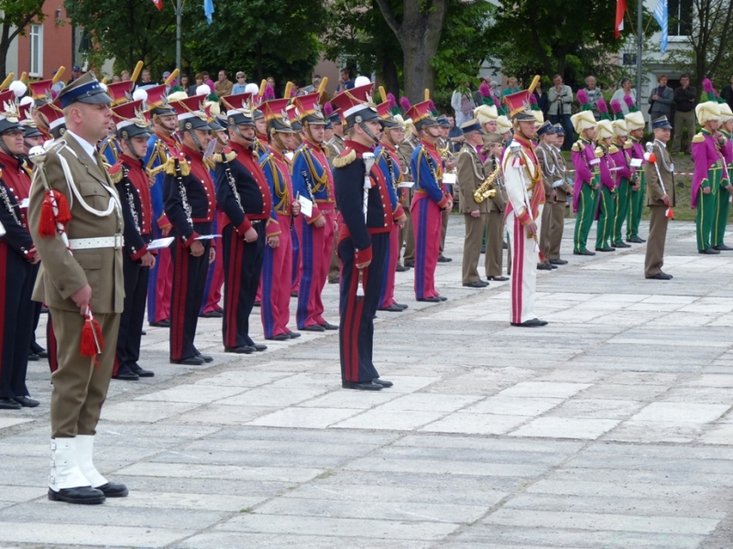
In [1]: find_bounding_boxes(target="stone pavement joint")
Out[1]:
[2,218,733,547]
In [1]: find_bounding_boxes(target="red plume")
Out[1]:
[323,101,333,116]
[399,96,411,113]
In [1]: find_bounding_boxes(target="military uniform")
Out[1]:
[644,118,676,278]
[164,98,217,364]
[571,111,599,255]
[594,120,617,252]
[609,120,633,249]
[398,132,418,267]
[692,102,726,253]
[547,125,572,263]
[29,73,127,504]
[715,104,733,250]
[624,110,648,244]
[291,93,337,331]
[535,124,559,267]
[331,86,401,390]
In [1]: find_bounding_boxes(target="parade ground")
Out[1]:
[2,217,733,548]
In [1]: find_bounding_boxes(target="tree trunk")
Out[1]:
[0,23,11,80]
[380,55,399,97]
[402,39,435,102]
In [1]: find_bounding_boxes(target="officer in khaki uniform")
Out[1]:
[644,115,676,279]
[548,124,572,264]
[535,121,559,270]
[456,119,490,287]
[483,133,508,281]
[29,73,127,505]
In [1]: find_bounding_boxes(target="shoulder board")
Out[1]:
[594,146,604,158]
[107,161,124,184]
[692,133,705,144]
[571,141,583,152]
[609,145,619,154]
[332,148,356,168]
[623,140,633,150]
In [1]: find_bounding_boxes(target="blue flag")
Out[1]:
[204,0,214,24]
[653,0,668,54]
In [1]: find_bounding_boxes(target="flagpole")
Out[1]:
[636,0,643,109]
[175,0,183,74]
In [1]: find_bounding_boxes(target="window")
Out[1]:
[29,24,43,77]
[668,0,692,36]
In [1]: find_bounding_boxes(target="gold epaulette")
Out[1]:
[624,139,633,150]
[692,133,705,144]
[609,145,619,154]
[163,155,191,177]
[107,161,124,184]
[571,140,583,153]
[332,148,356,168]
[213,149,236,163]
[594,146,604,158]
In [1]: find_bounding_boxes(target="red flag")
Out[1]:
[615,0,627,39]
[151,0,164,10]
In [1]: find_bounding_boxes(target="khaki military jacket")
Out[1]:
[28,132,125,314]
[645,139,676,207]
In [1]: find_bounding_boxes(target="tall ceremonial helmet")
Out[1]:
[571,111,596,134]
[502,76,541,122]
[595,119,614,141]
[696,101,721,125]
[259,98,296,134]
[330,84,380,130]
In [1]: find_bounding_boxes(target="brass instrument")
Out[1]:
[473,164,501,203]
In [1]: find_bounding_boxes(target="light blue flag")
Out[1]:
[653,0,668,54]
[204,0,214,24]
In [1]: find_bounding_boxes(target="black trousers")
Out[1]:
[116,254,150,372]
[222,223,265,349]
[170,228,211,361]
[338,232,388,384]
[0,244,34,398]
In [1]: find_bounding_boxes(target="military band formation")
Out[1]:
[0,64,730,504]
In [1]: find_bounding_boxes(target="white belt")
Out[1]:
[68,235,124,250]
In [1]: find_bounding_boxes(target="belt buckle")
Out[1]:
[114,234,123,249]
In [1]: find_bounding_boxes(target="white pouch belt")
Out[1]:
[68,235,124,250]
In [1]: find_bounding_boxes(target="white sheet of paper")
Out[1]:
[195,234,221,241]
[147,237,175,250]
[589,158,600,166]
[203,138,217,160]
[298,195,313,217]
[398,180,415,188]
[630,158,642,168]
[19,198,29,209]
[442,173,457,184]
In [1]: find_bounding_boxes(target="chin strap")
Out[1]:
[358,120,380,145]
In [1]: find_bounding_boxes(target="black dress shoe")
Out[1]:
[573,249,596,256]
[0,397,21,410]
[31,344,48,358]
[301,324,325,332]
[287,331,301,339]
[247,343,267,352]
[462,280,489,288]
[627,236,645,243]
[394,303,409,310]
[253,300,262,307]
[537,262,552,270]
[130,364,154,378]
[714,244,733,251]
[172,356,205,365]
[417,296,442,302]
[378,303,405,312]
[438,296,447,301]
[403,260,415,268]
[595,246,615,252]
[113,371,139,381]
[150,319,171,328]
[372,378,393,388]
[488,275,510,281]
[267,333,291,341]
[27,352,39,361]
[96,482,128,498]
[700,248,721,254]
[646,272,673,280]
[395,263,408,272]
[224,346,255,354]
[199,310,223,318]
[342,381,383,391]
[48,486,105,505]
[13,396,39,408]
[549,258,568,265]
[196,353,214,363]
[320,322,338,330]
[549,263,558,269]
[613,241,631,248]
[437,255,453,263]
[511,318,548,327]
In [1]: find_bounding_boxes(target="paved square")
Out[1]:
[2,219,733,547]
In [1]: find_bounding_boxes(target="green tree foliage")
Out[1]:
[0,0,45,78]
[487,0,643,90]
[64,0,324,89]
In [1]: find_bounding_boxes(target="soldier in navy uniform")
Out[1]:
[164,96,217,365]
[215,93,279,354]
[331,85,406,390]
[109,100,156,380]
[0,106,40,409]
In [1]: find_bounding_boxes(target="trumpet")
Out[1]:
[473,164,501,203]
